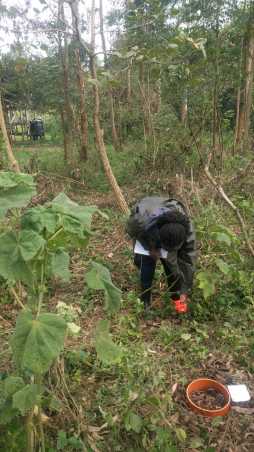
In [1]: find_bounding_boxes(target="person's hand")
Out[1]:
[149,248,160,260]
[180,293,188,303]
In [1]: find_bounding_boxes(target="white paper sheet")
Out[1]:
[227,384,251,403]
[134,240,168,259]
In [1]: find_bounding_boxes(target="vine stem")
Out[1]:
[26,410,35,452]
[9,287,25,309]
[37,252,46,318]
[48,227,64,243]
[38,407,46,452]
[36,375,46,452]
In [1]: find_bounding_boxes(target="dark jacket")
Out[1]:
[126,196,196,294]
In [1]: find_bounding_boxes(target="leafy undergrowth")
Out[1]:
[1,177,254,452]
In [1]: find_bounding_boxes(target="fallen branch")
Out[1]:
[204,155,254,257]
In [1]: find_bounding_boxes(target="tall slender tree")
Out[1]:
[68,0,89,161]
[57,0,74,163]
[0,94,20,172]
[90,0,129,214]
[99,0,120,151]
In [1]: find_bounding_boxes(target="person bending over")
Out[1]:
[126,196,196,312]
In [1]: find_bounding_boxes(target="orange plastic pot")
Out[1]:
[186,378,231,417]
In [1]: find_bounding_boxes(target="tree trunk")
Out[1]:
[0,95,20,173]
[243,17,254,148]
[234,37,244,151]
[75,48,88,161]
[154,76,161,114]
[235,7,254,150]
[90,0,129,214]
[58,0,73,164]
[139,61,151,139]
[181,90,188,126]
[109,87,120,151]
[69,0,88,161]
[60,109,68,161]
[127,64,132,108]
[99,0,120,151]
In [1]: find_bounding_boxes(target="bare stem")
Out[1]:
[205,154,254,257]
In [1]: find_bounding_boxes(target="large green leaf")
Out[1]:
[51,249,70,281]
[51,193,99,229]
[62,215,89,237]
[0,230,44,284]
[0,232,33,284]
[18,230,45,261]
[4,377,24,398]
[85,262,121,313]
[0,399,17,425]
[11,311,67,375]
[13,384,40,415]
[0,377,25,425]
[47,227,89,251]
[0,172,36,217]
[21,206,58,235]
[95,320,122,365]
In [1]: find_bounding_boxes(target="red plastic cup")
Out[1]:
[174,295,188,313]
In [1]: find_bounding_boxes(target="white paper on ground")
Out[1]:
[134,240,168,259]
[227,384,251,403]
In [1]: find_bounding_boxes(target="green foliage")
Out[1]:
[124,411,143,433]
[196,271,216,299]
[0,172,36,218]
[0,232,34,284]
[95,320,123,365]
[57,430,84,450]
[11,311,67,375]
[12,384,39,415]
[51,249,70,281]
[86,262,122,313]
[0,377,24,425]
[0,171,122,451]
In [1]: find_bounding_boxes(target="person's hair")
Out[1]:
[159,211,189,250]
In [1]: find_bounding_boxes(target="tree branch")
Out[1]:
[204,154,254,257]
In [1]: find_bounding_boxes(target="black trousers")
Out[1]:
[134,254,181,305]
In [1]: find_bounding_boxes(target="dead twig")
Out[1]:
[204,154,254,257]
[217,413,231,452]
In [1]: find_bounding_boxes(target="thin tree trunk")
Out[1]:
[154,75,161,114]
[60,109,68,161]
[69,0,88,161]
[90,0,129,214]
[243,17,254,148]
[99,0,120,151]
[58,0,73,164]
[75,48,88,161]
[212,63,219,154]
[181,89,188,126]
[127,64,132,108]
[236,5,254,150]
[0,95,20,172]
[234,37,244,152]
[211,12,221,164]
[139,61,150,138]
[109,87,120,150]
[3,102,13,146]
